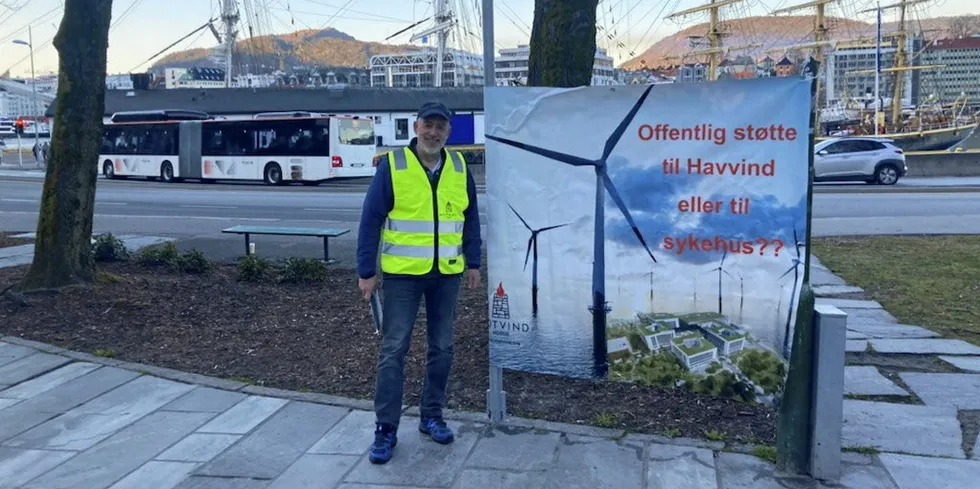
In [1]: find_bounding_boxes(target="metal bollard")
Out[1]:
[809,304,847,481]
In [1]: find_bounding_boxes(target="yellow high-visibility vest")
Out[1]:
[380,146,469,275]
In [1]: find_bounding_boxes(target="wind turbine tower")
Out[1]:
[410,0,455,87]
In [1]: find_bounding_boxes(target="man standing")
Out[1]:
[356,101,482,464]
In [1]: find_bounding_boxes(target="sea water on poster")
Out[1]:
[484,77,813,400]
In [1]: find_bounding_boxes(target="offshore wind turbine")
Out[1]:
[508,202,569,318]
[708,251,731,315]
[778,229,805,357]
[486,85,659,377]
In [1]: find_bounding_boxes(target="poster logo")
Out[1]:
[491,282,510,320]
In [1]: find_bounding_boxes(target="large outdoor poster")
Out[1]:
[485,77,813,403]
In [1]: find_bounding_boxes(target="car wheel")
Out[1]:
[874,164,899,185]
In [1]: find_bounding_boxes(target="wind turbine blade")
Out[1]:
[779,266,796,280]
[508,202,532,231]
[524,237,533,271]
[720,250,728,266]
[486,135,596,167]
[601,171,657,263]
[602,85,655,160]
[723,269,736,280]
[539,223,570,232]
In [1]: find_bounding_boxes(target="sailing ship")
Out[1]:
[662,0,979,152]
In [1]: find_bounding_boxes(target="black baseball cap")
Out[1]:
[417,101,453,120]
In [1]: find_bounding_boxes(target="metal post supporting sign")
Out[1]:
[483,0,507,424]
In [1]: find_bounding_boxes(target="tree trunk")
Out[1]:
[16,0,114,292]
[526,0,600,87]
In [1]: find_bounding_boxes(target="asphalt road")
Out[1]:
[2,178,979,268]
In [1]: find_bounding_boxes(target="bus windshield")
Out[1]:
[337,119,375,145]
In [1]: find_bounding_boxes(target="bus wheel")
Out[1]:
[264,163,283,185]
[160,161,175,182]
[103,161,115,179]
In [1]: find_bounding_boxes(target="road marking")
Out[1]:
[179,205,237,209]
[96,202,127,206]
[0,198,38,203]
[304,208,332,212]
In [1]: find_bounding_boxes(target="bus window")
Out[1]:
[338,119,375,145]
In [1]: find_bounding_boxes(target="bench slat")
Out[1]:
[222,225,350,237]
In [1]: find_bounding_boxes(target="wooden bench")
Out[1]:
[221,225,350,264]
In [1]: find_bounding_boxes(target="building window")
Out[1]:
[396,118,409,140]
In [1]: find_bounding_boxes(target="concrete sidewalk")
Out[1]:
[0,337,890,489]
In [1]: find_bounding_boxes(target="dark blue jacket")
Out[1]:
[356,138,482,279]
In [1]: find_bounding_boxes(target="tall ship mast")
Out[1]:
[819,0,979,150]
[666,0,761,81]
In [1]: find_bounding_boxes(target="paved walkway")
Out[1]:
[2,243,980,487]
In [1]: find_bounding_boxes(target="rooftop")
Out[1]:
[926,36,980,51]
[46,86,486,118]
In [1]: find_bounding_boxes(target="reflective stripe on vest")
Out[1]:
[380,147,469,275]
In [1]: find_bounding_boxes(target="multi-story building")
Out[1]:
[919,36,980,106]
[494,44,619,86]
[0,86,51,119]
[701,321,747,356]
[824,35,923,108]
[164,67,227,89]
[369,48,484,88]
[105,74,135,90]
[670,331,719,371]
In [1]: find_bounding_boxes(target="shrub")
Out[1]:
[173,249,211,274]
[237,254,272,282]
[136,242,181,267]
[278,257,329,283]
[92,233,129,262]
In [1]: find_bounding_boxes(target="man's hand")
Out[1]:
[465,269,481,289]
[358,276,377,300]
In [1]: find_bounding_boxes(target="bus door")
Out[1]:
[330,117,377,177]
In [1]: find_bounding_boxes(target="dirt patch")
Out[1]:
[846,352,963,373]
[959,410,980,459]
[0,232,32,249]
[0,259,777,444]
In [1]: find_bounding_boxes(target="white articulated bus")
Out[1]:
[98,110,377,185]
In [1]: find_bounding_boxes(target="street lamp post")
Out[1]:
[13,27,41,164]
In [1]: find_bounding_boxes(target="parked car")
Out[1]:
[813,137,908,185]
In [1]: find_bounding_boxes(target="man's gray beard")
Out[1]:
[417,143,442,157]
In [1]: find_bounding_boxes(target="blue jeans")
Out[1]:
[374,274,460,428]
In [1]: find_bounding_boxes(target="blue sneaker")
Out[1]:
[418,417,454,444]
[369,424,397,464]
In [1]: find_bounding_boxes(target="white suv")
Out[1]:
[814,137,908,185]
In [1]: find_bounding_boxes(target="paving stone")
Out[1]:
[813,285,864,296]
[842,308,898,324]
[0,352,70,385]
[974,435,980,461]
[816,298,882,309]
[155,434,241,462]
[343,419,482,487]
[0,366,139,442]
[844,366,909,396]
[847,323,939,339]
[899,372,980,409]
[464,425,560,471]
[842,400,965,458]
[266,454,359,489]
[868,339,980,355]
[308,410,381,455]
[939,355,980,373]
[0,343,34,367]
[846,331,870,339]
[840,451,875,465]
[195,395,288,434]
[19,410,214,489]
[836,464,900,489]
[194,401,349,479]
[715,452,809,489]
[172,476,270,489]
[0,255,33,269]
[452,469,549,489]
[846,340,869,352]
[647,444,717,489]
[162,387,248,413]
[537,435,646,489]
[5,375,195,450]
[339,485,433,489]
[811,268,846,286]
[0,362,100,399]
[0,399,19,410]
[106,461,199,489]
[879,453,980,489]
[0,447,76,489]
